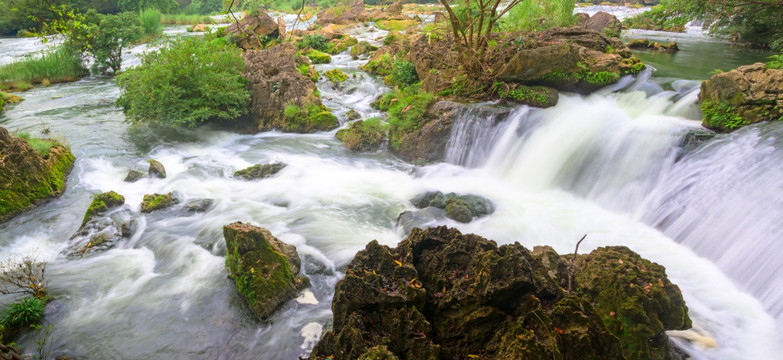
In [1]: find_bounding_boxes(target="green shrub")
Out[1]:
[297,34,329,52]
[362,53,395,76]
[0,46,87,87]
[386,61,419,87]
[0,297,45,332]
[501,0,577,32]
[139,8,162,36]
[768,50,783,69]
[306,49,332,64]
[116,36,250,127]
[85,12,144,74]
[16,132,58,157]
[336,117,387,151]
[374,85,435,149]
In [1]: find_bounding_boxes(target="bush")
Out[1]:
[386,61,419,87]
[0,46,88,88]
[374,85,435,149]
[116,36,250,127]
[768,50,783,69]
[336,117,387,152]
[296,34,329,52]
[0,297,45,332]
[501,0,577,32]
[139,8,162,36]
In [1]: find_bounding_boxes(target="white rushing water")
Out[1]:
[1,19,782,360]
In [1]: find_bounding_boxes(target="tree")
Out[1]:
[65,10,143,74]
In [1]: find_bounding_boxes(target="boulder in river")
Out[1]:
[234,162,286,180]
[148,159,166,179]
[223,222,310,320]
[0,127,75,222]
[699,62,783,132]
[310,227,690,359]
[81,191,125,226]
[581,11,623,38]
[123,169,145,182]
[410,191,495,223]
[627,39,679,52]
[140,193,177,213]
[184,198,214,213]
[66,205,137,258]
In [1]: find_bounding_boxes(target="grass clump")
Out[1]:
[336,117,387,152]
[16,132,58,157]
[373,85,435,150]
[116,36,250,128]
[501,0,577,32]
[0,297,45,342]
[139,8,163,37]
[0,46,87,90]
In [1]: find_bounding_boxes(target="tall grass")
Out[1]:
[502,0,577,32]
[139,8,162,36]
[16,132,57,157]
[160,14,214,25]
[0,46,87,89]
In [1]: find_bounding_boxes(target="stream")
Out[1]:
[1,16,782,360]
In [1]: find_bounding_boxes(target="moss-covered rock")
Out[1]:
[148,159,166,179]
[494,83,559,108]
[627,39,679,52]
[234,162,286,180]
[324,68,349,84]
[123,169,145,182]
[335,118,386,152]
[140,193,177,213]
[310,227,674,360]
[0,127,75,222]
[327,36,358,54]
[698,62,783,132]
[223,222,310,320]
[82,191,125,226]
[410,191,495,223]
[281,103,340,133]
[307,49,332,64]
[350,41,378,59]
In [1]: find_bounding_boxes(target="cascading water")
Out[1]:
[1,18,782,360]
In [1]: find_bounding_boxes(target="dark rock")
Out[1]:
[395,206,447,234]
[65,206,137,258]
[243,44,338,133]
[0,127,75,222]
[677,129,716,161]
[391,100,459,163]
[140,193,177,213]
[123,169,145,182]
[234,162,286,180]
[582,11,622,37]
[409,191,495,223]
[345,109,360,120]
[310,227,687,360]
[227,12,280,50]
[444,197,471,223]
[148,159,166,179]
[223,222,310,320]
[185,198,214,213]
[699,62,783,132]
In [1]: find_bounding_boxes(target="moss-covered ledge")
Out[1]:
[0,127,75,222]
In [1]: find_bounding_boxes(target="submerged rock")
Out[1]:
[223,222,310,320]
[123,169,145,182]
[699,62,783,132]
[140,193,177,213]
[410,191,495,223]
[65,207,137,258]
[335,119,386,152]
[627,39,679,52]
[148,159,166,179]
[184,198,214,213]
[311,227,693,360]
[234,162,286,180]
[0,127,75,222]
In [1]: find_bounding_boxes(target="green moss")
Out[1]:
[82,191,125,226]
[327,36,358,55]
[362,53,395,76]
[375,20,418,32]
[306,49,332,64]
[234,162,286,180]
[282,103,339,133]
[336,117,387,152]
[140,193,176,213]
[374,85,435,150]
[700,100,750,132]
[350,41,378,59]
[581,71,620,86]
[297,63,319,82]
[324,68,349,84]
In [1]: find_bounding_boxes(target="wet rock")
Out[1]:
[390,100,458,163]
[227,12,280,50]
[395,206,447,234]
[234,162,286,180]
[699,62,783,132]
[335,119,385,152]
[311,227,679,360]
[0,343,23,360]
[123,169,145,182]
[81,191,125,226]
[223,222,310,320]
[409,191,495,223]
[65,206,137,258]
[350,41,377,59]
[627,39,679,52]
[140,193,177,213]
[677,129,716,161]
[582,11,622,37]
[147,159,166,179]
[345,109,360,120]
[243,44,338,133]
[317,0,368,26]
[185,198,214,213]
[0,127,75,222]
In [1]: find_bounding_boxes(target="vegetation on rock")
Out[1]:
[223,222,310,320]
[140,193,177,213]
[0,46,87,91]
[410,191,495,223]
[324,68,349,84]
[116,36,250,127]
[82,191,125,226]
[234,162,287,180]
[307,49,332,64]
[372,85,435,151]
[335,118,387,152]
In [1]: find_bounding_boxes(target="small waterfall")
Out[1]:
[444,105,524,168]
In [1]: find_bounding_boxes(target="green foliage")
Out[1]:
[0,46,87,87]
[623,5,689,32]
[15,133,57,157]
[0,297,45,333]
[116,36,250,127]
[362,53,395,76]
[324,68,349,84]
[139,8,162,36]
[386,61,419,88]
[768,50,783,69]
[116,0,177,12]
[76,11,144,74]
[335,117,387,152]
[281,103,339,132]
[582,71,620,86]
[700,100,750,131]
[242,0,307,14]
[160,13,213,24]
[383,32,399,46]
[297,34,329,52]
[501,0,577,32]
[189,0,224,14]
[306,49,332,64]
[298,64,318,82]
[374,85,435,150]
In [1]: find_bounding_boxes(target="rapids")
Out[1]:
[1,20,782,360]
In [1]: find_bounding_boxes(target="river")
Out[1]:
[1,17,782,360]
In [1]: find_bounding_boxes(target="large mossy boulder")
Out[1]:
[223,222,310,320]
[335,118,386,152]
[226,12,281,50]
[243,44,338,133]
[410,191,495,223]
[67,196,137,259]
[140,193,177,213]
[310,227,691,360]
[81,191,125,226]
[234,162,286,180]
[699,62,783,132]
[0,127,75,222]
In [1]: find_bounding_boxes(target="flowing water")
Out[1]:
[1,19,782,360]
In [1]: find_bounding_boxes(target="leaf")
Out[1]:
[394,260,402,267]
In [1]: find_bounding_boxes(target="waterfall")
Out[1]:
[444,105,517,167]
